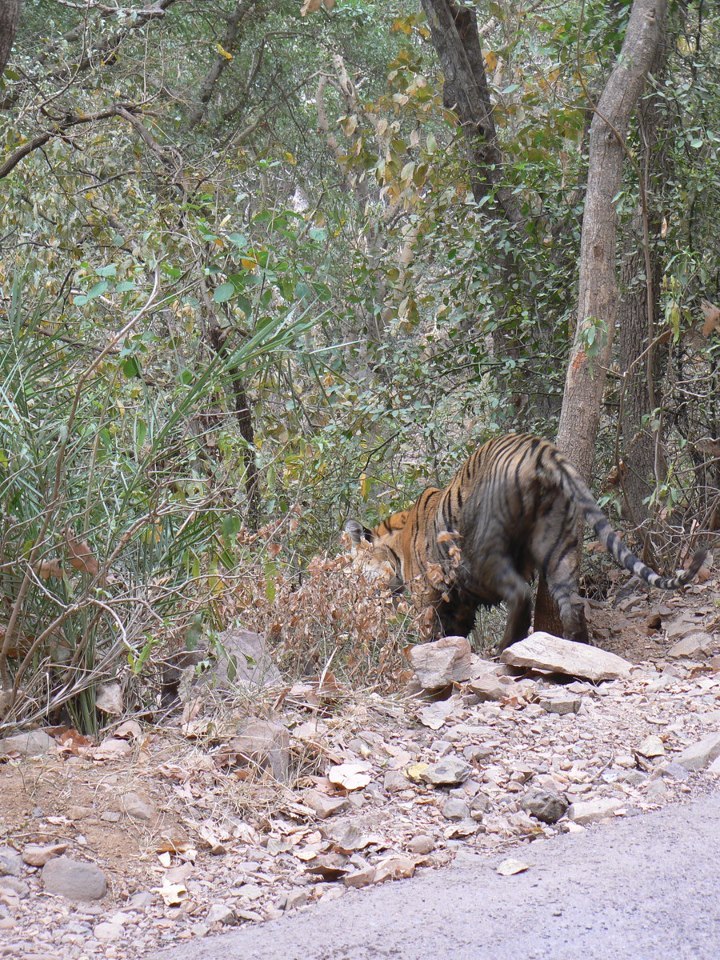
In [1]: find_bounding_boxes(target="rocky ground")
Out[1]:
[1,576,719,960]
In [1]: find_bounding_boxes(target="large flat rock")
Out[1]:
[500,632,632,683]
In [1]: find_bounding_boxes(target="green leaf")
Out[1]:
[213,282,236,303]
[85,280,109,300]
[95,264,117,277]
[122,356,141,378]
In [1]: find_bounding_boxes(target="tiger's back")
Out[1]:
[346,434,706,650]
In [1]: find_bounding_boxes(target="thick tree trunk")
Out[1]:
[0,0,22,77]
[535,0,667,637]
[556,0,667,479]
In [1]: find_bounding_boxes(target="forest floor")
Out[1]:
[1,573,719,960]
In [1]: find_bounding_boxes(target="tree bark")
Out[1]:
[0,0,22,77]
[536,0,667,637]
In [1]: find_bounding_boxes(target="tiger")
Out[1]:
[345,433,707,651]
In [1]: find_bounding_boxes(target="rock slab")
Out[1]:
[501,633,632,683]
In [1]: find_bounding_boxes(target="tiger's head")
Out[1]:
[344,513,409,593]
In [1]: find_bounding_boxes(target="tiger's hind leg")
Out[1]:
[543,557,588,643]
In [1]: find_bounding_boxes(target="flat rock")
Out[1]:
[22,843,68,867]
[675,732,720,771]
[667,632,720,659]
[567,798,624,825]
[408,636,473,691]
[0,730,57,757]
[520,788,569,824]
[501,633,632,682]
[41,857,107,901]
[420,757,473,787]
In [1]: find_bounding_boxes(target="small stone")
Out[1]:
[121,792,156,821]
[567,798,623,825]
[343,865,376,888]
[94,921,123,941]
[468,675,506,702]
[22,843,68,867]
[42,856,107,901]
[206,903,236,924]
[301,789,349,819]
[520,788,569,824]
[126,891,153,911]
[538,693,582,715]
[406,835,434,855]
[645,780,669,799]
[284,890,309,911]
[217,719,291,782]
[373,856,416,883]
[442,797,470,821]
[662,761,691,781]
[675,732,720,771]
[0,876,29,899]
[0,847,23,877]
[383,770,410,793]
[420,757,473,787]
[637,735,665,758]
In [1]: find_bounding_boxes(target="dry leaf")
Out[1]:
[404,762,428,782]
[96,682,123,715]
[300,0,322,16]
[115,719,142,740]
[64,529,100,576]
[159,880,187,905]
[700,300,720,337]
[327,762,372,791]
[38,558,64,579]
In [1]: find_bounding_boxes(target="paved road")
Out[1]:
[154,790,720,960]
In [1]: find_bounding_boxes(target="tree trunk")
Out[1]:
[616,31,671,540]
[0,0,22,77]
[535,0,667,637]
[420,0,520,225]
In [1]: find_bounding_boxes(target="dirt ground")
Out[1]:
[1,573,719,960]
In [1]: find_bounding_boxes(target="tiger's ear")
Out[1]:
[345,519,374,544]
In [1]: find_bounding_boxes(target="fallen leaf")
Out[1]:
[159,880,187,905]
[328,762,372,791]
[405,762,428,783]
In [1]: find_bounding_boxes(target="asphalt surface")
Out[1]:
[153,790,720,960]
